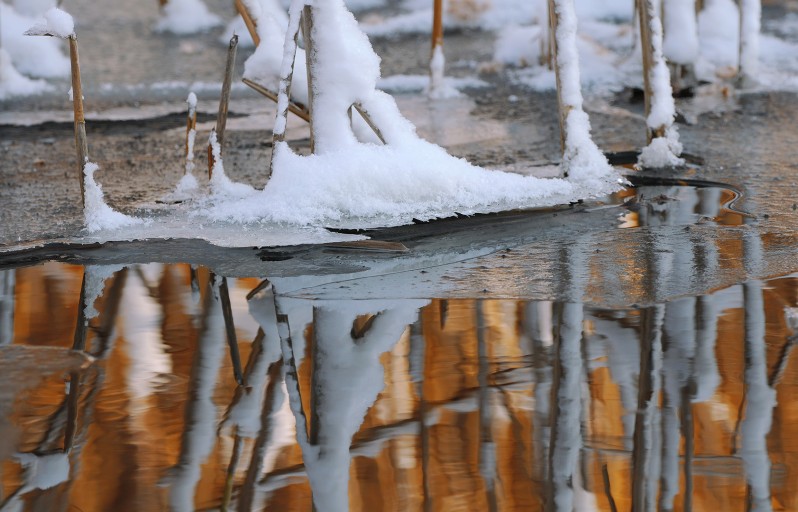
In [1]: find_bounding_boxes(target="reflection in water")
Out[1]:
[3,264,798,511]
[1,189,798,510]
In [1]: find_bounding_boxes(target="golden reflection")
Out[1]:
[1,263,798,511]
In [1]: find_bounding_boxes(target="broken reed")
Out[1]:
[208,34,239,178]
[69,35,88,206]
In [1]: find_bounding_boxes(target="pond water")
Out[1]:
[0,183,796,511]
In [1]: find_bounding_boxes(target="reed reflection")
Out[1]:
[1,255,798,510]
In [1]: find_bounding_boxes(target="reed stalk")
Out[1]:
[432,0,444,51]
[243,78,311,121]
[268,6,303,178]
[185,97,197,174]
[69,36,88,206]
[636,0,662,142]
[234,0,260,46]
[209,35,239,178]
[301,6,316,153]
[547,0,568,153]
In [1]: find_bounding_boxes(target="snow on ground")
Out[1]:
[83,162,144,233]
[0,48,51,100]
[154,0,222,35]
[193,0,622,229]
[420,0,798,95]
[0,3,70,79]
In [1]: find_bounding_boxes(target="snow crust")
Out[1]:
[83,162,143,232]
[155,0,222,35]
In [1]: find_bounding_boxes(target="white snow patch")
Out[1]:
[24,7,75,38]
[83,162,144,232]
[155,0,222,35]
[361,0,537,36]
[378,74,487,93]
[638,128,685,169]
[662,0,699,65]
[208,130,257,198]
[1,3,70,78]
[427,45,461,99]
[0,48,51,100]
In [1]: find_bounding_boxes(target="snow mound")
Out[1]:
[0,48,51,100]
[84,162,144,232]
[155,0,222,35]
[0,3,70,79]
[202,0,622,228]
[638,129,685,169]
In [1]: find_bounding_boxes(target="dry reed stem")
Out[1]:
[69,36,88,206]
[243,78,311,121]
[219,276,244,385]
[268,7,303,178]
[185,100,197,174]
[353,103,386,144]
[547,0,569,158]
[432,0,444,50]
[636,0,664,142]
[208,35,239,178]
[234,0,260,46]
[301,6,316,153]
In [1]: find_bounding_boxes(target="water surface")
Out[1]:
[1,258,797,511]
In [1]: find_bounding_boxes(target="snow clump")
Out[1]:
[24,7,75,38]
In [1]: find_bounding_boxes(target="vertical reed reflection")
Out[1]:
[1,254,797,510]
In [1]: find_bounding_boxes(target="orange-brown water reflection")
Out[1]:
[1,263,798,511]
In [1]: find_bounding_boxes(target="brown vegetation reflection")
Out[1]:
[1,260,798,511]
